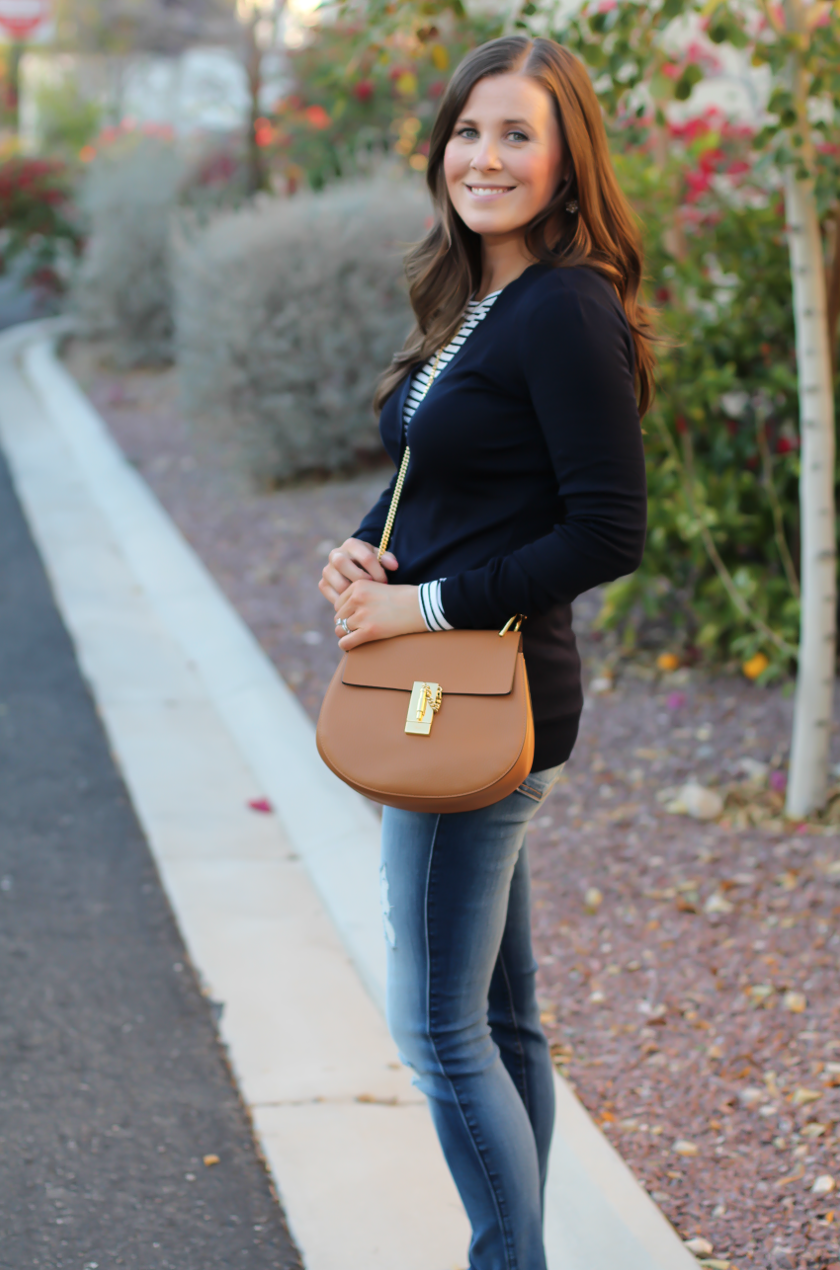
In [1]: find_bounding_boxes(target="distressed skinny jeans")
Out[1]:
[380,766,562,1270]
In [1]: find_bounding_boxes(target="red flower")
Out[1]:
[727,159,750,176]
[675,416,688,435]
[655,286,671,304]
[354,80,374,103]
[684,169,713,201]
[776,436,797,454]
[305,104,331,129]
[428,80,446,98]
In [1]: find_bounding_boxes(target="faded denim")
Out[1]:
[380,766,562,1270]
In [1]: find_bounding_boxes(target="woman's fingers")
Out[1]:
[333,580,425,649]
[333,539,392,584]
[320,538,396,607]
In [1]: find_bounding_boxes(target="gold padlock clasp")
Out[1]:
[405,681,442,735]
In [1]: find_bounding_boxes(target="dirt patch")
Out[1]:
[65,341,840,1270]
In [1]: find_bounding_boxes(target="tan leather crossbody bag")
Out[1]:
[316,349,535,814]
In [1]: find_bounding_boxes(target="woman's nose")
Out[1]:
[470,139,502,172]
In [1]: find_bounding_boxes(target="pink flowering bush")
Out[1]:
[597,112,805,672]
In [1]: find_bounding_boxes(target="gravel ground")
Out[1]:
[66,342,840,1270]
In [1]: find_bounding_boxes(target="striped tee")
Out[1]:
[409,290,502,632]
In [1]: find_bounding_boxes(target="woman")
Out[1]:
[319,35,652,1270]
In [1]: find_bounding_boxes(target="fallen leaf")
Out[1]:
[668,783,723,821]
[704,892,734,915]
[747,984,775,1007]
[584,886,603,913]
[685,1236,713,1255]
[812,1174,836,1195]
[248,798,273,814]
[203,1154,220,1167]
[791,1087,821,1106]
[589,676,613,695]
[673,1139,699,1157]
[783,991,806,1014]
[657,652,680,672]
[738,756,769,785]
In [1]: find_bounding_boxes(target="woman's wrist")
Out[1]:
[418,580,454,632]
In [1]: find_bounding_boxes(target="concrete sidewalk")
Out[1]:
[0,441,302,1268]
[0,320,701,1270]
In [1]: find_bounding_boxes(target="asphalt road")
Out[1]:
[0,449,303,1270]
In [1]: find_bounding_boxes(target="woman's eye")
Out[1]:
[457,127,479,139]
[507,130,529,143]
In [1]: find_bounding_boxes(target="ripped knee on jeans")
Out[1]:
[379,863,396,948]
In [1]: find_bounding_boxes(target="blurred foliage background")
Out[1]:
[0,0,839,677]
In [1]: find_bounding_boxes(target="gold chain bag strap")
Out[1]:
[316,344,534,813]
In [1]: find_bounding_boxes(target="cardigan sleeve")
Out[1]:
[439,282,648,630]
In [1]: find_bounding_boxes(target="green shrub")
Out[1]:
[596,115,810,677]
[34,77,102,159]
[172,174,429,483]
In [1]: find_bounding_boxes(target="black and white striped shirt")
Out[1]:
[409,290,502,631]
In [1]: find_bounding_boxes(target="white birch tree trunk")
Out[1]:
[784,168,837,817]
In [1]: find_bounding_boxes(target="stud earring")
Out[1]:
[565,198,579,214]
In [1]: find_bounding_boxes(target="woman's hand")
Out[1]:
[319,537,397,605]
[333,579,427,650]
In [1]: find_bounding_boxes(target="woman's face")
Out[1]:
[443,72,565,242]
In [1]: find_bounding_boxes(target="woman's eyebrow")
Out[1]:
[454,116,533,128]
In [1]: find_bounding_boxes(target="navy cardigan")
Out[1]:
[354,262,648,770]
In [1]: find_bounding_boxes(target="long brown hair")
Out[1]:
[374,35,656,416]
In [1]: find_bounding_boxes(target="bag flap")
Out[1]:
[341,628,521,695]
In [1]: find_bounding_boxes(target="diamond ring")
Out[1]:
[338,618,351,635]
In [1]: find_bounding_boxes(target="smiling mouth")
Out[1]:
[466,185,515,198]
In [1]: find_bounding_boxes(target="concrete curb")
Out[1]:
[0,320,699,1270]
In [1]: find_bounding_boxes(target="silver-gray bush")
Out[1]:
[171,176,430,484]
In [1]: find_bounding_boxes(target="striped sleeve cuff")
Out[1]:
[418,580,454,632]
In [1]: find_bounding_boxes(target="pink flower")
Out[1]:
[769,771,787,793]
[248,798,273,814]
[666,692,686,710]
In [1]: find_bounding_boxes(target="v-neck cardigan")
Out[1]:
[353,262,648,772]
